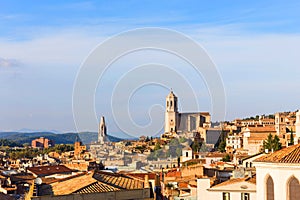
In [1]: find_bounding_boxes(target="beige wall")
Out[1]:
[255,162,300,200]
[197,178,256,200]
[31,188,151,200]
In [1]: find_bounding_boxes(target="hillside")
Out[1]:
[0,131,123,145]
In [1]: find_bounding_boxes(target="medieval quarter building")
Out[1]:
[163,90,211,139]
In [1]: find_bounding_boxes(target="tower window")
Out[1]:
[170,101,173,107]
[167,101,169,107]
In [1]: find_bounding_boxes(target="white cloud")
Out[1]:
[0,57,20,68]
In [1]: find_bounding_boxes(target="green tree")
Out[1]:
[290,129,294,145]
[263,133,282,152]
[179,137,187,143]
[222,154,231,162]
[273,135,282,151]
[218,141,226,153]
[218,129,227,152]
[154,143,161,151]
[191,141,200,152]
[176,148,182,157]
[199,142,209,152]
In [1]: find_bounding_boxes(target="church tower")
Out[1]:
[165,90,179,133]
[98,116,107,144]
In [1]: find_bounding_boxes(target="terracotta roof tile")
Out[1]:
[212,175,256,188]
[255,144,300,163]
[28,165,73,176]
[93,171,144,190]
[74,181,120,194]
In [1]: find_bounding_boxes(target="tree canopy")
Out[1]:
[263,133,282,152]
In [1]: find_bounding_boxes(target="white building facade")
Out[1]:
[254,144,300,200]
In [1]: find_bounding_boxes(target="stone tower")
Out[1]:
[98,116,107,144]
[275,112,287,134]
[165,90,179,133]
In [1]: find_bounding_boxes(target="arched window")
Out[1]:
[288,176,300,200]
[266,175,274,200]
[170,101,173,107]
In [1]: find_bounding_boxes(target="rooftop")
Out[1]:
[255,143,300,163]
[211,175,256,188]
[27,165,73,176]
[93,171,144,190]
[244,126,276,133]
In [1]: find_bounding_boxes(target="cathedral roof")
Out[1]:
[255,143,300,163]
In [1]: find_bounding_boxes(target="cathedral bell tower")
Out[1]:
[165,90,178,133]
[98,116,107,144]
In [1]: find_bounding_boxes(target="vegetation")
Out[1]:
[218,129,227,152]
[222,154,231,162]
[263,133,282,152]
[290,129,294,145]
[154,143,161,151]
[191,141,201,152]
[147,138,183,161]
[6,144,74,160]
[179,137,187,143]
[135,145,147,153]
[0,139,22,147]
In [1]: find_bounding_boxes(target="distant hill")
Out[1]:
[0,132,78,145]
[0,131,124,146]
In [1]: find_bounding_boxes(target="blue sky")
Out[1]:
[1,1,300,137]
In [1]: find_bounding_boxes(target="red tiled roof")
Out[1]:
[246,127,276,133]
[74,181,120,194]
[93,171,144,189]
[124,173,156,180]
[27,165,73,176]
[212,175,256,188]
[255,144,300,163]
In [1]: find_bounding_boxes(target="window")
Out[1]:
[186,152,188,157]
[266,176,274,200]
[223,192,230,200]
[288,176,300,200]
[241,193,250,200]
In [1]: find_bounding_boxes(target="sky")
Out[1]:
[0,1,300,137]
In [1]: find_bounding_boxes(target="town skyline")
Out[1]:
[1,1,300,136]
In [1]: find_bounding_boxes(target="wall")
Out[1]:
[255,162,300,200]
[197,179,256,200]
[31,188,151,200]
[181,164,204,177]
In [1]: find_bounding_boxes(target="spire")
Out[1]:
[98,116,107,144]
